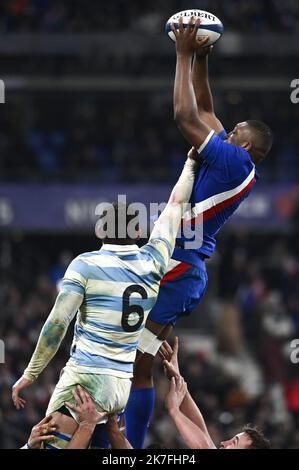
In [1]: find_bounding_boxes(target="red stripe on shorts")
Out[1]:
[160,262,191,286]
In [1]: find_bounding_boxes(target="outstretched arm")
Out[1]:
[180,391,211,438]
[168,408,216,449]
[105,415,133,449]
[161,339,215,446]
[172,18,213,150]
[164,376,216,449]
[192,48,224,133]
[149,154,197,252]
[12,290,82,409]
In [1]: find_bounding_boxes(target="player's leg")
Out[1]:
[124,320,172,449]
[133,320,173,388]
[43,372,89,449]
[43,410,78,449]
[125,262,192,449]
[125,259,208,448]
[132,261,195,391]
[45,366,131,449]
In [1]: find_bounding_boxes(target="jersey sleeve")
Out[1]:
[197,131,253,177]
[143,158,196,276]
[23,290,82,382]
[141,238,172,277]
[60,256,89,296]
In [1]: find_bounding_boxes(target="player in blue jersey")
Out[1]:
[125,17,274,448]
[11,151,198,449]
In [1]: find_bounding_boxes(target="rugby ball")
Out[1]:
[165,9,223,46]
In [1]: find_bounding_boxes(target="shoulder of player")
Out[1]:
[68,251,100,270]
[75,250,100,260]
[211,132,253,161]
[220,138,255,173]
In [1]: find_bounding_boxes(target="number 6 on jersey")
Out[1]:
[121,284,148,332]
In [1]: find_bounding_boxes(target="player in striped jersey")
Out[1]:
[11,152,198,449]
[125,18,274,448]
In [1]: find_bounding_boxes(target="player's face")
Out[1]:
[226,122,251,148]
[219,432,252,449]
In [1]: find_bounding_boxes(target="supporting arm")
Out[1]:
[172,19,212,149]
[192,51,224,133]
[168,408,216,449]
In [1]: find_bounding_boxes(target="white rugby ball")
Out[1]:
[165,9,224,46]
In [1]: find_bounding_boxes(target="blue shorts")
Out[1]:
[148,252,208,326]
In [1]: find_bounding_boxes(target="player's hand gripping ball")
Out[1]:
[166,9,223,46]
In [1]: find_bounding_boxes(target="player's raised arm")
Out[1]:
[12,289,82,409]
[165,376,216,449]
[105,415,133,449]
[162,339,215,447]
[192,42,224,134]
[148,152,197,258]
[172,17,213,150]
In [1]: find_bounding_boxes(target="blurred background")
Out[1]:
[1,0,299,449]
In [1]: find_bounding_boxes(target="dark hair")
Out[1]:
[246,120,274,161]
[98,201,140,245]
[243,424,271,449]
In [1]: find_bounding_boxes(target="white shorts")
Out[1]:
[46,364,132,423]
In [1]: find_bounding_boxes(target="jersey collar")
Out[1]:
[101,244,139,252]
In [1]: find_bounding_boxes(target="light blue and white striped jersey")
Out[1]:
[61,240,171,378]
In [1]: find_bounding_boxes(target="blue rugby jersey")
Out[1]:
[61,240,171,378]
[175,130,257,264]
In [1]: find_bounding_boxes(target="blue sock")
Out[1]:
[125,387,155,449]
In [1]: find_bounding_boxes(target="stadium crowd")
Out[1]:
[0,0,298,33]
[1,231,299,448]
[1,91,299,183]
